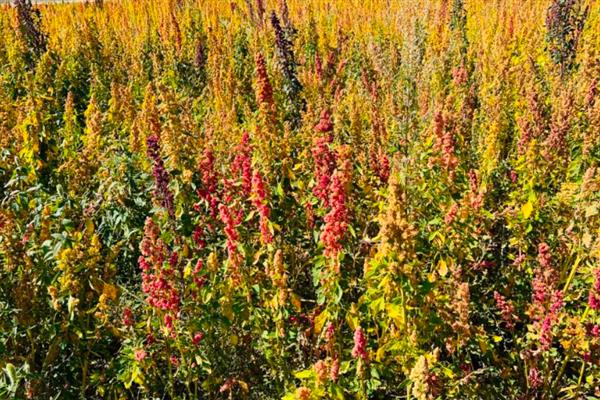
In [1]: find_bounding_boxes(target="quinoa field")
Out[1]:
[0,0,599,398]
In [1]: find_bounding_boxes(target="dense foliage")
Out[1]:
[0,0,599,398]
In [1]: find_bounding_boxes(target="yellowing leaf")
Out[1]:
[369,297,385,313]
[220,299,234,321]
[290,293,302,312]
[270,295,280,309]
[85,218,95,236]
[427,272,437,283]
[131,365,144,386]
[102,283,118,300]
[585,205,598,218]
[376,346,386,362]
[437,259,448,277]
[442,367,455,379]
[294,369,314,379]
[479,337,489,353]
[314,310,329,334]
[346,314,359,331]
[521,200,533,219]
[582,233,592,248]
[183,262,192,279]
[386,303,404,327]
[237,380,249,393]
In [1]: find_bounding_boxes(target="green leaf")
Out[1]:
[329,383,345,399]
[4,363,16,391]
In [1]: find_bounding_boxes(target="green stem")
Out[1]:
[400,286,406,331]
[81,314,92,396]
[576,362,585,390]
[548,256,585,395]
[561,256,581,294]
[551,353,570,396]
[165,331,176,399]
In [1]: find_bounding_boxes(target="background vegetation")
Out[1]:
[0,0,599,398]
